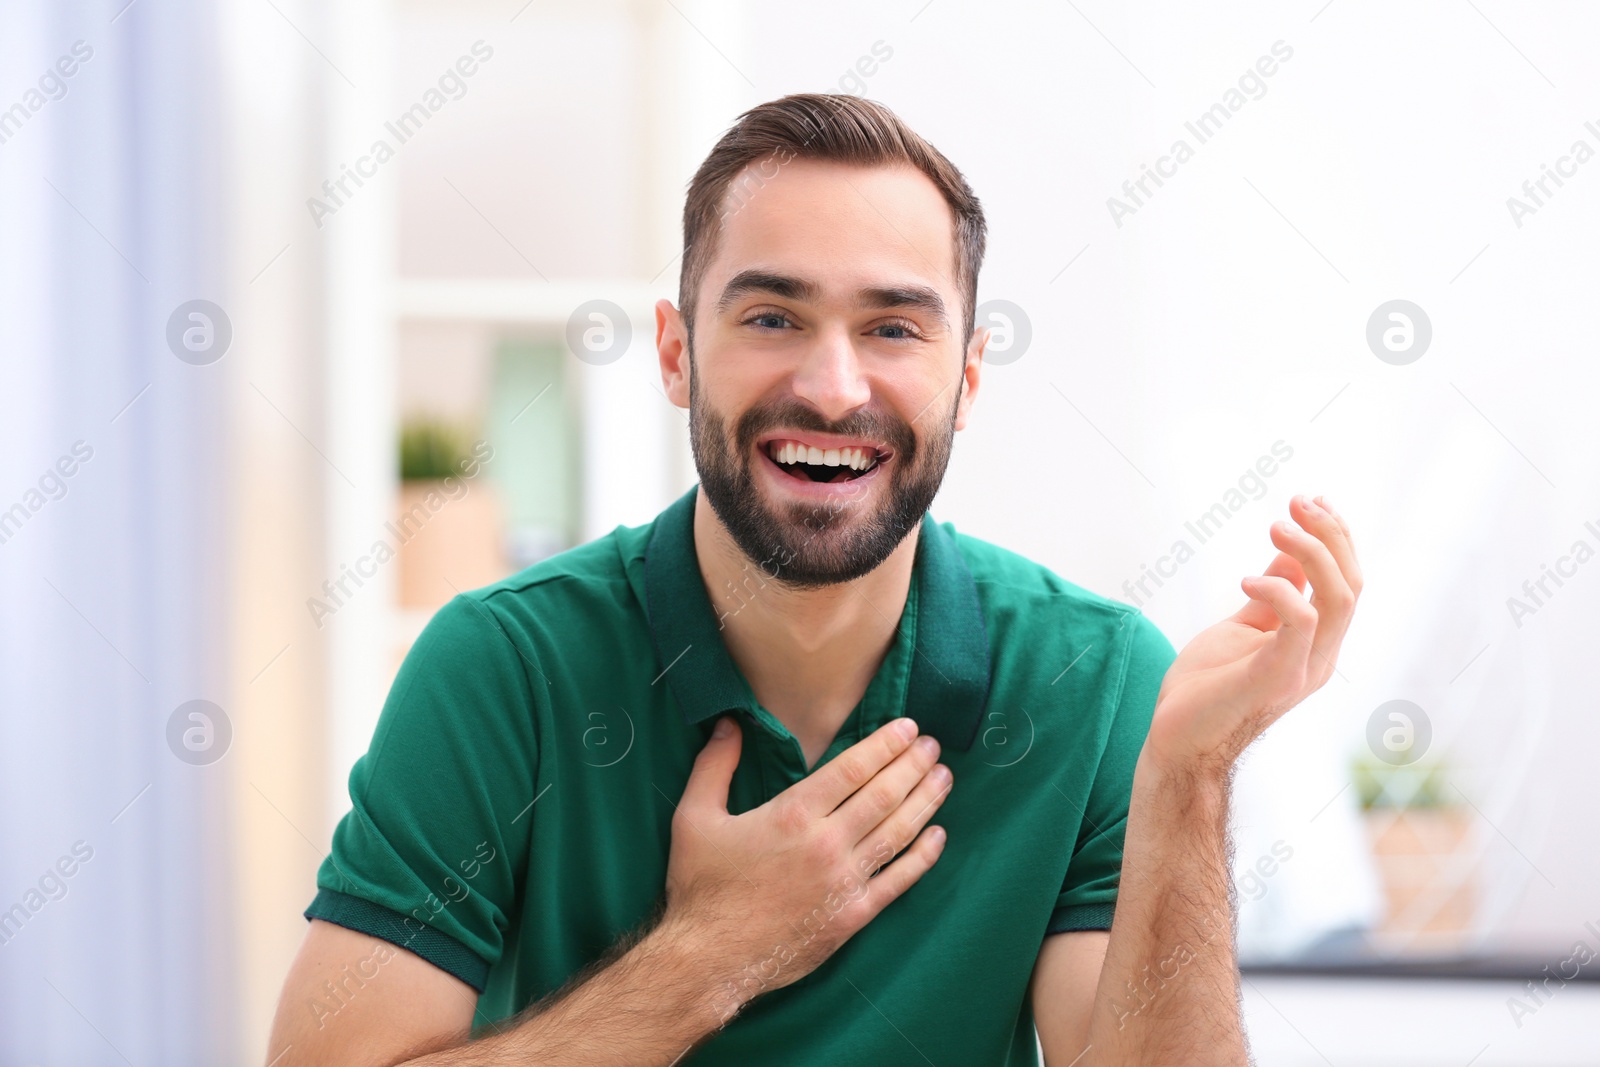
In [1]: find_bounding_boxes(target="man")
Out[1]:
[267,93,1361,1065]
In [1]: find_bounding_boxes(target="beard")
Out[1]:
[688,353,961,588]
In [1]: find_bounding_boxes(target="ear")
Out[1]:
[656,298,692,409]
[954,325,986,431]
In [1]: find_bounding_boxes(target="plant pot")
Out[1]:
[395,479,506,610]
[1363,806,1477,952]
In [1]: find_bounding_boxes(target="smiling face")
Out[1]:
[657,159,985,587]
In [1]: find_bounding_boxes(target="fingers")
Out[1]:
[1290,495,1361,589]
[1267,519,1344,636]
[1263,549,1308,590]
[1240,574,1319,687]
[1235,495,1362,706]
[1235,551,1306,631]
[1241,574,1317,639]
[679,716,743,816]
[861,825,948,918]
[789,716,920,817]
[1275,496,1360,676]
[853,759,952,872]
[829,730,945,841]
[1310,495,1362,589]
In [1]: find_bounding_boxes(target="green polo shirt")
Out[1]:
[306,485,1175,1064]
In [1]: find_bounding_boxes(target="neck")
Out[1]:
[693,487,919,766]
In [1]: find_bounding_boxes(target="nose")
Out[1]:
[790,324,871,422]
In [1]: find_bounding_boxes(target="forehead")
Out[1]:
[702,158,958,309]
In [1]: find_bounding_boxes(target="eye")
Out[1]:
[742,311,794,332]
[872,319,923,341]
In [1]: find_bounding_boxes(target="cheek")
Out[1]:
[874,358,940,407]
[895,364,961,426]
[699,345,790,407]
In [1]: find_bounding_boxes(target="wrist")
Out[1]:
[641,912,749,1033]
[1133,744,1233,809]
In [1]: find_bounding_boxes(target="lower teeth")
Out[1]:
[783,462,869,482]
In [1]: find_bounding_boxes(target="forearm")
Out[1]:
[1083,752,1246,1065]
[401,917,736,1066]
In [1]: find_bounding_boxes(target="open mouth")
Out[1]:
[763,438,885,484]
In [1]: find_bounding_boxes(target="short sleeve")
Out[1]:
[1046,611,1176,934]
[305,593,541,991]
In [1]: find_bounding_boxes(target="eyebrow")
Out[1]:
[714,270,820,312]
[858,284,948,331]
[713,269,949,331]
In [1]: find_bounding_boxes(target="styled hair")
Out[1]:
[678,93,986,345]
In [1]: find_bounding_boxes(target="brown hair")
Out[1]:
[678,93,986,346]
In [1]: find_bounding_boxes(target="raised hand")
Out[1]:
[1142,494,1363,774]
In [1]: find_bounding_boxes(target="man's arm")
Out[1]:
[266,920,477,1065]
[267,714,953,1066]
[266,915,742,1066]
[1029,930,1107,1060]
[1034,494,1362,1065]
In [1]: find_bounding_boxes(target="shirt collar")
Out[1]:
[643,486,990,752]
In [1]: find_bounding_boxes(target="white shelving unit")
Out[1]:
[396,278,663,326]
[388,275,691,660]
[323,0,741,820]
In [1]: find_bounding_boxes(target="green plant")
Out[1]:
[399,419,470,481]
[1351,753,1453,809]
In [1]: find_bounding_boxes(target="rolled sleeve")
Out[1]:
[306,592,541,991]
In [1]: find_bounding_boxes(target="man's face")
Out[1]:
[658,159,984,587]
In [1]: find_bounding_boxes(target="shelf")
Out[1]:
[395,278,665,326]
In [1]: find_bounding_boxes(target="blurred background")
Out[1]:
[2,0,1598,1063]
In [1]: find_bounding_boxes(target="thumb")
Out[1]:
[679,715,742,815]
[681,723,742,812]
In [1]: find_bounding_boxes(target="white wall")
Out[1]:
[389,0,1597,967]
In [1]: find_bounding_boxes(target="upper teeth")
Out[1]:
[770,440,877,470]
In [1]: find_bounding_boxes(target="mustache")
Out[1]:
[732,399,917,460]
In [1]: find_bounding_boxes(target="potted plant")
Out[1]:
[395,419,505,610]
[1353,751,1477,953]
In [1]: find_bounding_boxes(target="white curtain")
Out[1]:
[0,1,236,1062]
